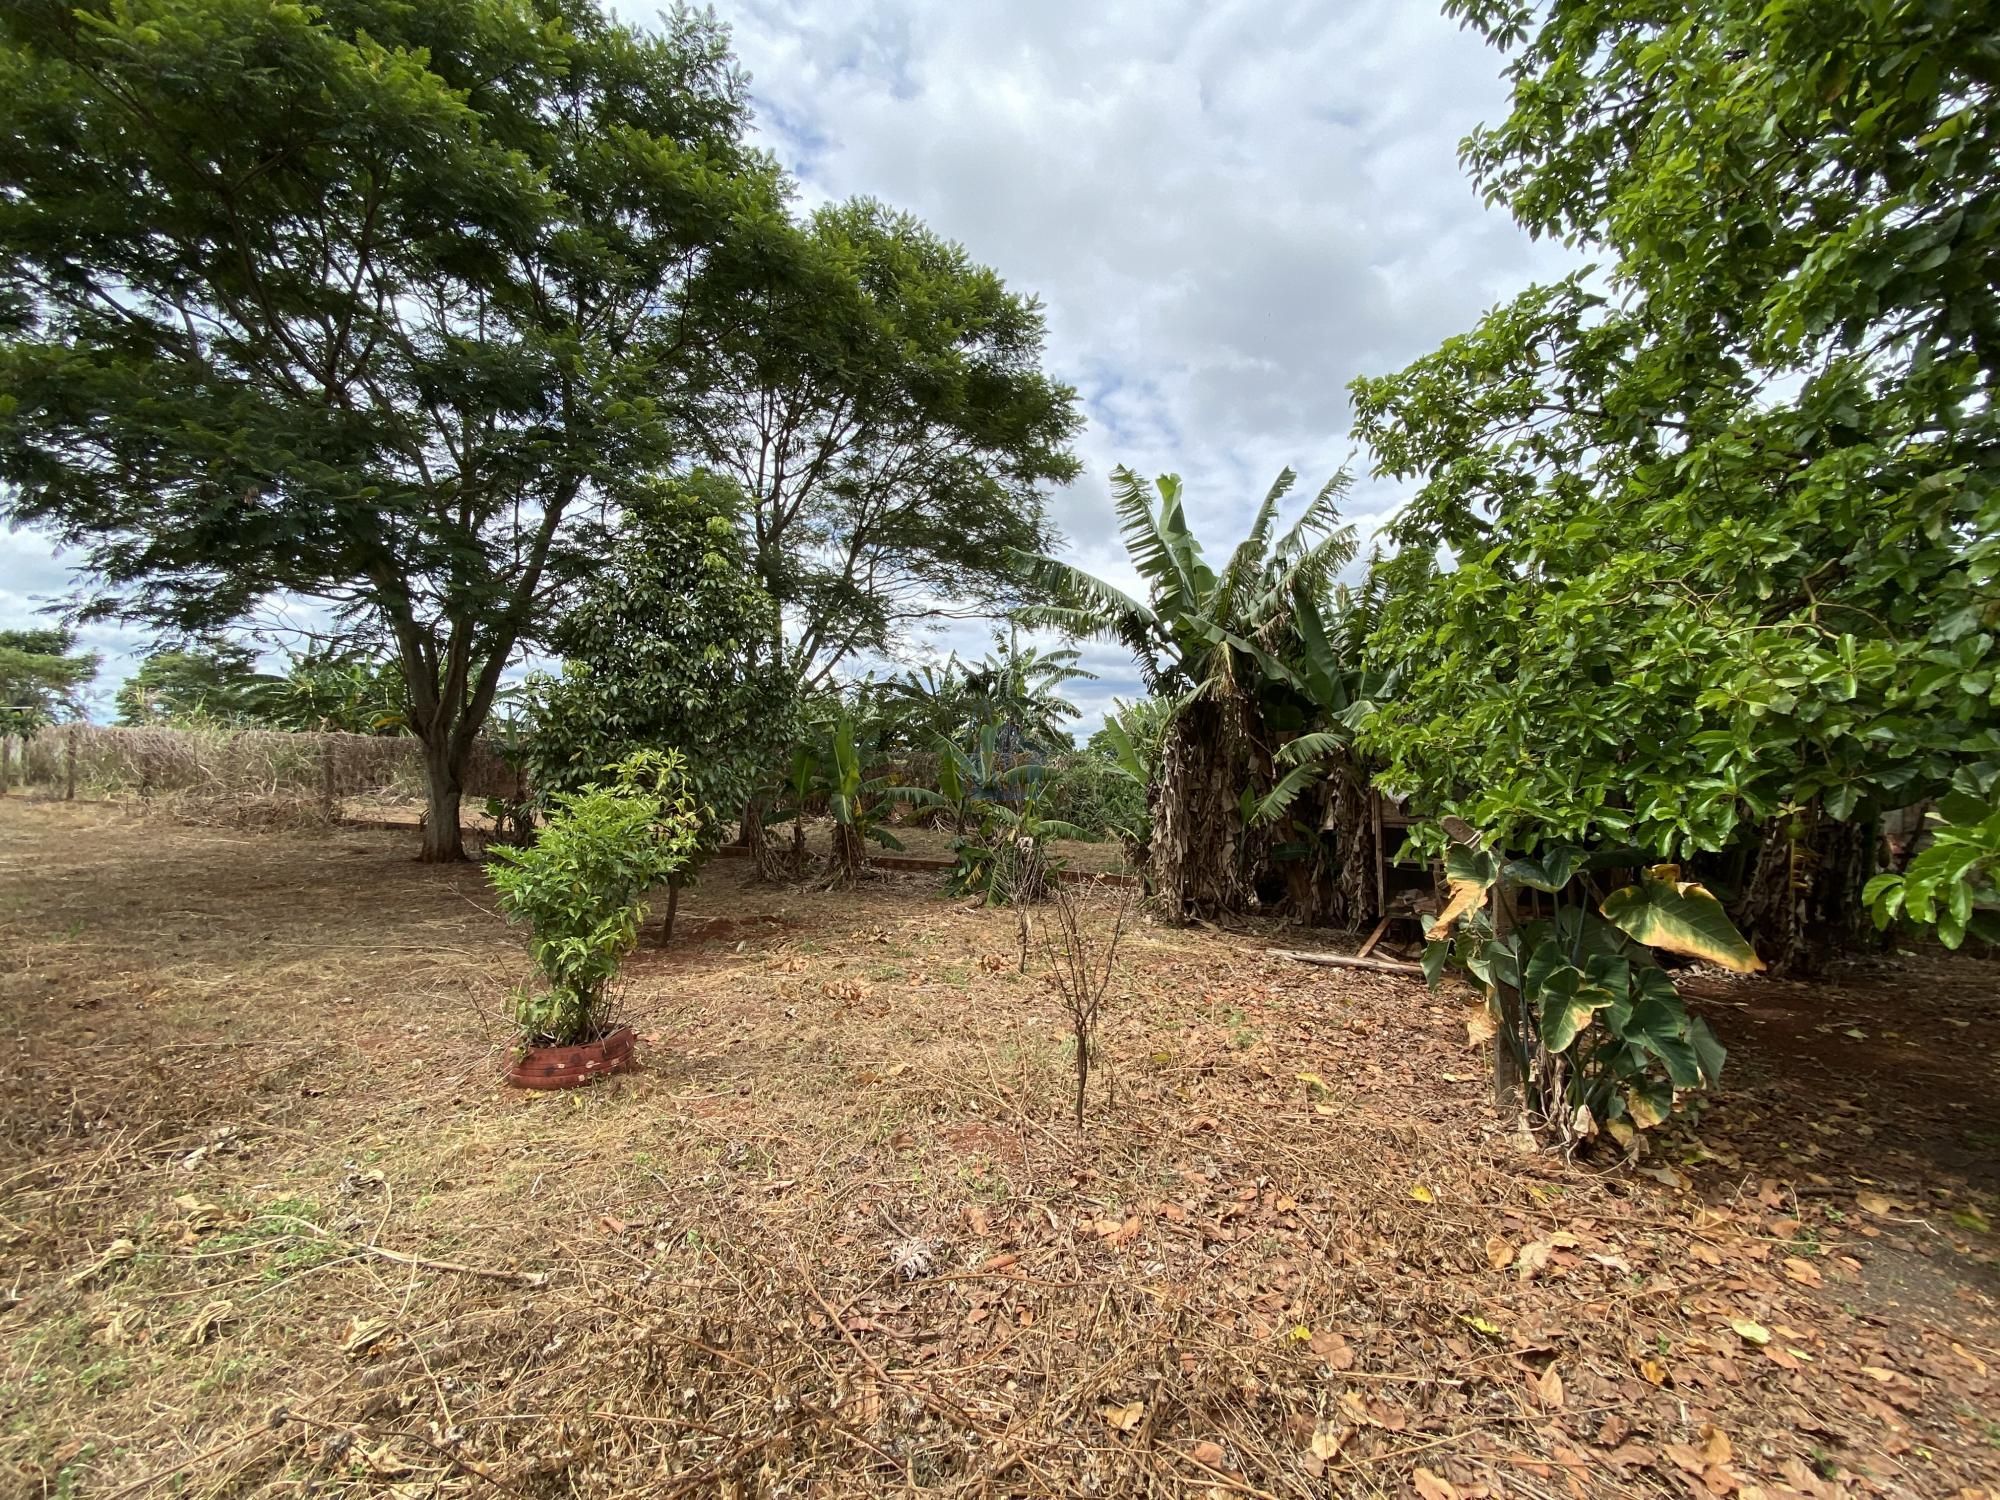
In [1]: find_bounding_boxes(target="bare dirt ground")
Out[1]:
[1,800,1994,1500]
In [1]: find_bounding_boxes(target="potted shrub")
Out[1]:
[486,752,700,1088]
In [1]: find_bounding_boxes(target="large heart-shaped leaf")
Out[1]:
[1504,845,1582,893]
[1535,964,1618,1052]
[1600,871,1764,972]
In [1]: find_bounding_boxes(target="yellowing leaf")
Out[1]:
[1457,1314,1505,1339]
[1728,1318,1771,1346]
[1408,1184,1434,1203]
[1295,1071,1330,1095]
[1464,1005,1498,1046]
[1601,873,1764,972]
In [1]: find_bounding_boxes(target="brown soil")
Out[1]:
[0,799,1994,1499]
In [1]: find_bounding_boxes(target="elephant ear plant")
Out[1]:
[486,752,701,1050]
[1422,839,1760,1148]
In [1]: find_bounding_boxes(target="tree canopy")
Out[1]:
[1351,0,2000,956]
[685,198,1083,688]
[0,0,797,858]
[0,627,97,733]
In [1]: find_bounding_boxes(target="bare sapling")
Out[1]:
[1037,876,1133,1129]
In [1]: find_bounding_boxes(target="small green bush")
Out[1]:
[1035,751,1148,843]
[486,752,700,1046]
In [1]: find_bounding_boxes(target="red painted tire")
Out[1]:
[506,1025,636,1090]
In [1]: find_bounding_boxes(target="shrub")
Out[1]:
[486,753,700,1047]
[1036,750,1148,843]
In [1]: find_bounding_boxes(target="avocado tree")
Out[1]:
[1352,0,2000,970]
[0,0,798,860]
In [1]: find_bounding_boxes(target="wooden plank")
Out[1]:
[1354,916,1392,960]
[1268,947,1422,977]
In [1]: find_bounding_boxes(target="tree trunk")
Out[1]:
[744,799,784,883]
[1489,878,1526,1124]
[657,874,682,947]
[418,739,467,863]
[1732,808,1876,975]
[830,822,865,884]
[1282,767,1379,929]
[1150,694,1261,923]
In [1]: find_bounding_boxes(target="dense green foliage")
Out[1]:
[685,200,1082,687]
[115,643,264,726]
[525,473,795,846]
[0,0,794,858]
[1352,0,2000,896]
[0,627,96,732]
[1034,751,1149,845]
[486,752,700,1046]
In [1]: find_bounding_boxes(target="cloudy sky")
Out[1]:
[0,0,1571,727]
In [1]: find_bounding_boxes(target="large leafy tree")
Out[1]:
[525,471,795,914]
[685,198,1083,688]
[0,627,97,734]
[115,642,266,726]
[1025,467,1370,922]
[0,0,795,860]
[1353,0,2000,969]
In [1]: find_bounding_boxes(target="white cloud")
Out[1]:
[690,0,1574,716]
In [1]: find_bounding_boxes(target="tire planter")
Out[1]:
[506,1025,636,1091]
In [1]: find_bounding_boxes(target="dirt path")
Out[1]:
[1,800,1993,1498]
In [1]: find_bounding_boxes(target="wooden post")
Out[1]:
[64,725,77,801]
[319,739,338,819]
[1370,790,1387,920]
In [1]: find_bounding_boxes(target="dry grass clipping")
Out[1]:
[1,801,1995,1499]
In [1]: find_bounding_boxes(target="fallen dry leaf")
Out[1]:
[1781,1255,1823,1287]
[1099,1400,1144,1432]
[1188,1440,1227,1469]
[1536,1363,1565,1409]
[1413,1467,1459,1500]
[1728,1318,1771,1347]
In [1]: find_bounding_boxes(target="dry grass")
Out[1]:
[0,801,1994,1499]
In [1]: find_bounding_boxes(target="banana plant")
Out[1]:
[765,741,824,876]
[817,712,923,883]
